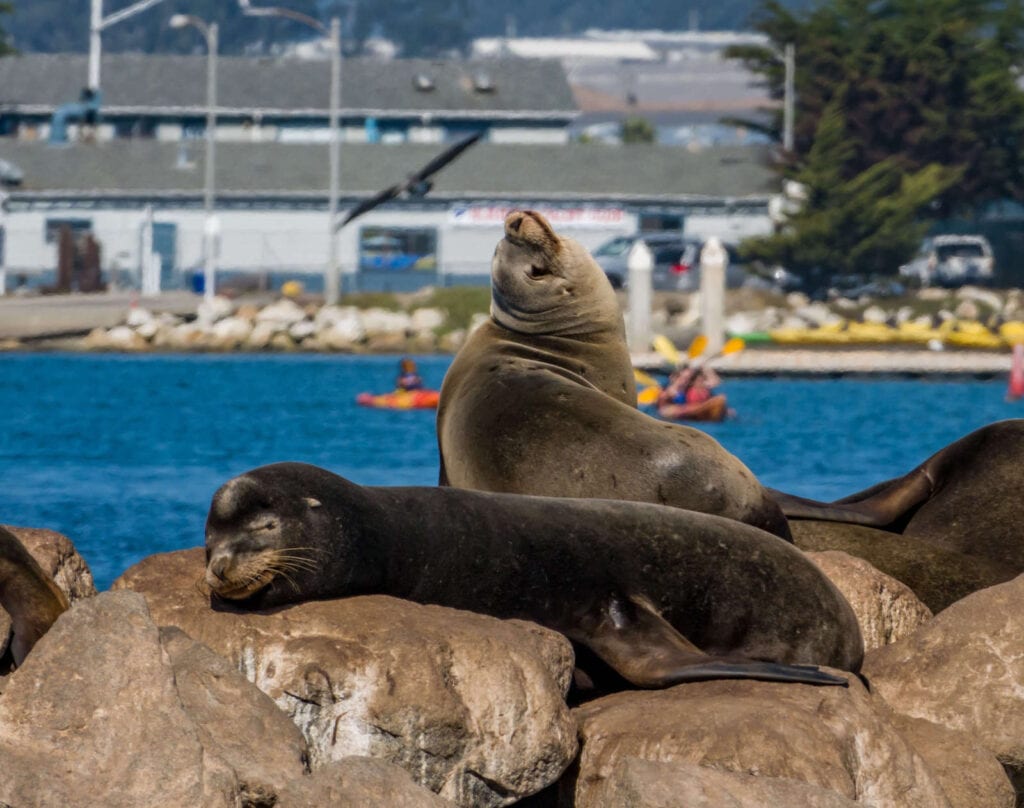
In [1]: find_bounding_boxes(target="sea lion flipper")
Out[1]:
[0,526,70,666]
[577,594,849,688]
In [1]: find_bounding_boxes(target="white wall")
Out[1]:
[0,202,643,284]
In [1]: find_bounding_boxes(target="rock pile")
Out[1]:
[1,526,1022,806]
[79,297,477,355]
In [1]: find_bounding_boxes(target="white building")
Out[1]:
[0,139,775,295]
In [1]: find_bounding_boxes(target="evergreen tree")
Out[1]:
[729,0,1024,287]
[0,2,14,56]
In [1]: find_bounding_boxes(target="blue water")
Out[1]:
[0,353,1017,589]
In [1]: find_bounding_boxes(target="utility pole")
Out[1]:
[783,43,795,152]
[89,0,171,91]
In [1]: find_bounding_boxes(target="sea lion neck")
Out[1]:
[480,320,637,407]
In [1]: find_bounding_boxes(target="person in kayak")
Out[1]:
[396,358,425,391]
[658,364,721,411]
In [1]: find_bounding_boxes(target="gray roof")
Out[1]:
[0,140,776,202]
[0,54,577,118]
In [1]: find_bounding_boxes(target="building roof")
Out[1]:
[0,54,577,119]
[0,140,776,203]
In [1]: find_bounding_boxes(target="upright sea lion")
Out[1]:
[0,525,69,667]
[771,419,1024,571]
[204,463,862,688]
[436,210,790,539]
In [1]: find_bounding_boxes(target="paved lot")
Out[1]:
[0,291,199,340]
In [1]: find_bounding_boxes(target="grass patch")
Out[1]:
[417,286,491,331]
[341,292,406,311]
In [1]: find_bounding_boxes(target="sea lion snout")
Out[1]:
[504,210,560,254]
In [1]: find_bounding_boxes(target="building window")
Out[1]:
[358,227,437,272]
[44,218,92,244]
[639,213,684,233]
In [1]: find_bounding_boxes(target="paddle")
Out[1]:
[680,337,747,393]
[634,368,663,406]
[652,334,707,368]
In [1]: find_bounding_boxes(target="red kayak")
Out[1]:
[356,389,440,410]
[657,394,730,422]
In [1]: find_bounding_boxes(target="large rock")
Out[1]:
[256,298,307,327]
[0,525,95,661]
[887,714,1014,808]
[578,757,859,808]
[791,520,1016,613]
[806,550,932,652]
[0,591,308,807]
[864,573,1024,773]
[277,757,453,807]
[114,549,577,807]
[362,307,413,336]
[570,677,950,808]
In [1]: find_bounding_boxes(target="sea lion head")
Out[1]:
[491,210,622,337]
[204,463,347,608]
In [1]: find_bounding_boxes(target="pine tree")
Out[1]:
[0,2,15,56]
[731,0,1024,288]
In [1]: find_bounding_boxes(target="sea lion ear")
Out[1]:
[303,497,322,509]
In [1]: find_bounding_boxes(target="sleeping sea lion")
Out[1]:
[436,210,790,539]
[204,462,862,688]
[0,525,69,667]
[771,419,1024,571]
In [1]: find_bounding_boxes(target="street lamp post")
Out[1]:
[171,14,218,304]
[238,2,342,304]
[89,0,172,91]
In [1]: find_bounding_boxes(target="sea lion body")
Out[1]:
[773,419,1024,570]
[437,210,789,539]
[205,463,862,688]
[0,526,69,666]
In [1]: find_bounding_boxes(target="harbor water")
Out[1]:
[0,353,1016,589]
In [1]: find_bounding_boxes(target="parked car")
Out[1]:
[898,235,995,287]
[592,233,698,290]
[592,233,751,291]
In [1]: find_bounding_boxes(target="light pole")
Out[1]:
[239,2,342,305]
[89,0,171,91]
[170,14,218,304]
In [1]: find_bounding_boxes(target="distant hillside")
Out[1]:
[2,0,813,57]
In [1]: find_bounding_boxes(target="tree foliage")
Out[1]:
[621,116,655,144]
[0,1,14,56]
[730,0,1024,287]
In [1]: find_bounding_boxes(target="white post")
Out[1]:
[202,22,218,303]
[0,191,7,296]
[626,239,654,354]
[326,16,342,305]
[783,43,795,152]
[140,205,157,295]
[89,0,103,90]
[699,237,727,356]
[204,215,220,302]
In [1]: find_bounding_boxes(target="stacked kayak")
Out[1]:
[356,389,440,410]
[763,319,1024,349]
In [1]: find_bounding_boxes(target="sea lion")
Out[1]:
[0,525,69,667]
[771,419,1024,571]
[436,210,790,539]
[204,462,862,688]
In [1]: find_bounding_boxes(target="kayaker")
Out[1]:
[658,364,720,409]
[396,358,425,392]
[684,366,721,405]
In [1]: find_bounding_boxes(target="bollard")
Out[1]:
[627,239,654,354]
[699,237,728,356]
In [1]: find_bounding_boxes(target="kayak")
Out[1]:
[356,389,440,410]
[657,394,730,423]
